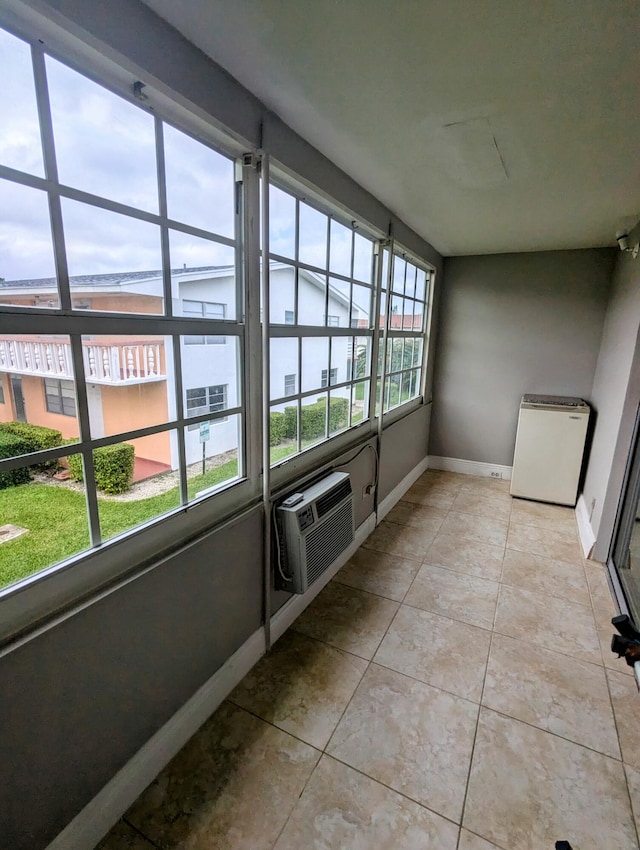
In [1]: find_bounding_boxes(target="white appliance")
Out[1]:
[276,471,354,594]
[510,395,590,506]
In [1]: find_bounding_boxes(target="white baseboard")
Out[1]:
[428,455,513,481]
[377,456,430,522]
[575,493,596,559]
[270,511,377,643]
[46,627,266,850]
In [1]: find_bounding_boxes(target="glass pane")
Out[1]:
[270,264,296,324]
[378,290,387,330]
[353,336,372,381]
[353,233,373,284]
[412,338,424,367]
[0,28,44,176]
[403,298,415,330]
[415,268,427,303]
[0,179,59,308]
[0,452,89,590]
[351,380,369,425]
[330,336,350,385]
[329,219,352,277]
[270,401,298,465]
[404,263,417,299]
[182,335,239,418]
[380,248,390,290]
[0,335,78,459]
[62,199,164,313]
[47,57,157,212]
[302,337,329,392]
[298,269,326,326]
[352,283,371,329]
[269,184,296,260]
[328,277,350,328]
[186,413,241,500]
[400,371,413,403]
[270,338,298,400]
[388,337,404,374]
[411,369,422,397]
[386,374,401,411]
[413,302,425,331]
[164,124,235,239]
[301,393,327,449]
[392,255,405,293]
[82,334,174,437]
[390,294,403,330]
[169,231,236,321]
[298,201,327,269]
[329,389,350,436]
[97,432,181,541]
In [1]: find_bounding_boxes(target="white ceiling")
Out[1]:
[142,0,640,256]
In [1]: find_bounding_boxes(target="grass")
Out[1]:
[0,457,239,589]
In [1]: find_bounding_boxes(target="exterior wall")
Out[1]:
[100,382,171,465]
[0,372,12,421]
[430,249,614,465]
[87,293,162,314]
[1,374,79,439]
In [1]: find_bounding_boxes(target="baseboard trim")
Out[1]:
[270,512,377,643]
[428,455,513,481]
[46,627,266,850]
[377,456,430,522]
[575,493,597,559]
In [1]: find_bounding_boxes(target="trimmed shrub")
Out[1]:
[269,411,286,446]
[0,431,32,489]
[300,400,326,440]
[67,442,135,494]
[284,406,297,439]
[0,421,63,470]
[329,396,349,433]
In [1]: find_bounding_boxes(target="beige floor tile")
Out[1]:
[273,755,459,850]
[96,822,155,850]
[458,831,503,850]
[625,764,640,837]
[510,499,579,537]
[374,604,491,702]
[403,482,457,510]
[327,664,478,823]
[362,519,436,560]
[459,475,511,495]
[494,585,601,664]
[439,511,509,547]
[416,469,466,492]
[405,563,499,630]
[500,548,590,605]
[608,668,640,768]
[451,489,512,521]
[507,521,583,564]
[292,581,399,660]
[584,563,616,611]
[424,533,504,582]
[464,709,637,850]
[336,547,421,601]
[593,604,632,676]
[229,631,368,749]
[385,499,448,534]
[126,702,319,850]
[483,633,620,757]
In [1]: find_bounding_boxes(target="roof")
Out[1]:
[0,266,230,289]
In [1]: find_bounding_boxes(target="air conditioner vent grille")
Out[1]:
[315,478,352,519]
[304,498,354,586]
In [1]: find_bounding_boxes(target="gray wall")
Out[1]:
[0,508,263,850]
[430,249,614,465]
[582,249,640,560]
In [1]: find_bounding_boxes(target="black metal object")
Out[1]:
[555,842,573,850]
[611,613,640,668]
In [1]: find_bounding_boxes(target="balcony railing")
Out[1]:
[0,338,166,385]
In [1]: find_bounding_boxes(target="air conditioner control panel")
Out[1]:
[297,505,315,531]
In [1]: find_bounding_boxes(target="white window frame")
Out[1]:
[43,377,76,417]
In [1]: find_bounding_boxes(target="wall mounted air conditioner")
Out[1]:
[276,471,354,594]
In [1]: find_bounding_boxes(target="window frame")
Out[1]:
[43,377,76,417]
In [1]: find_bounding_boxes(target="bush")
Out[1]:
[0,421,63,470]
[0,432,33,489]
[270,411,286,446]
[300,400,326,440]
[284,406,297,440]
[67,442,135,494]
[329,396,349,433]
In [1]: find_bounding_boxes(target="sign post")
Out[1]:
[199,421,210,476]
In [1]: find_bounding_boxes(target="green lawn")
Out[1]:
[0,458,239,590]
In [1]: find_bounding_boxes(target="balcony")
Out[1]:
[0,337,166,385]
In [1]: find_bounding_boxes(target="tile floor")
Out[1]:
[98,471,640,850]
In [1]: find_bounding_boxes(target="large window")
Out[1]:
[0,24,245,594]
[268,182,377,465]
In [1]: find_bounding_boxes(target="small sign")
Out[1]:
[199,421,210,443]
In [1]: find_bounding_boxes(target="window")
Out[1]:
[44,378,76,416]
[186,384,228,426]
[268,181,377,465]
[184,300,226,344]
[284,374,296,397]
[320,368,338,388]
[0,24,245,598]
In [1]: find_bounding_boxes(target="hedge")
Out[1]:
[270,397,350,447]
[0,421,63,470]
[67,442,135,494]
[0,432,33,489]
